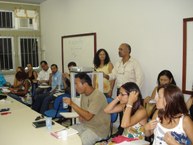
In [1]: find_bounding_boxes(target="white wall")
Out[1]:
[40,0,193,98]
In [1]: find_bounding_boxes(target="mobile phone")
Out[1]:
[32,120,55,128]
[0,108,10,112]
[0,94,7,100]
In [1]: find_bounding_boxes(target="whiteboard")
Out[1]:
[61,33,96,72]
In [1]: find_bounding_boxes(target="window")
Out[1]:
[0,37,13,70]
[0,10,13,28]
[20,38,39,68]
[0,5,41,71]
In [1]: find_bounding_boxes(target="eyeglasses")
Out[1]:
[119,92,128,96]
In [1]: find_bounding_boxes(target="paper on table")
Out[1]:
[0,99,12,105]
[116,140,150,145]
[60,112,79,118]
[50,127,78,139]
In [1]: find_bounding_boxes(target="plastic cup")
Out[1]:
[63,97,68,109]
[60,130,68,140]
[45,117,52,130]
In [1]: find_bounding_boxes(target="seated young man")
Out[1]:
[32,62,76,115]
[63,72,110,145]
[32,64,63,114]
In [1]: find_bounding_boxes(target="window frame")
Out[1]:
[0,10,15,29]
[0,36,15,72]
[18,36,41,69]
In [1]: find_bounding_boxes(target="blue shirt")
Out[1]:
[0,73,6,87]
[51,71,63,89]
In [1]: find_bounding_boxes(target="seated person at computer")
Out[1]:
[9,71,32,105]
[63,72,110,145]
[32,64,63,114]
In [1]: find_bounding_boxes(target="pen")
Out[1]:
[1,112,11,115]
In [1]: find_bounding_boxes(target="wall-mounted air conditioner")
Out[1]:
[16,17,33,29]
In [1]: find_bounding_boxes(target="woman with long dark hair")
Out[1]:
[144,70,176,118]
[9,71,32,105]
[93,49,114,97]
[104,82,147,140]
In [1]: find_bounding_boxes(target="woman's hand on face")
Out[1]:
[144,96,151,104]
[144,119,158,131]
[128,91,139,104]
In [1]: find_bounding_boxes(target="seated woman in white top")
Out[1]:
[104,82,147,140]
[144,84,193,145]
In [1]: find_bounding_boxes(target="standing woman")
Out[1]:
[93,49,115,97]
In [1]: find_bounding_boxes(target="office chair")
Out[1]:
[44,94,71,119]
[106,97,118,136]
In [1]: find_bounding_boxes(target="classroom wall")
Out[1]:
[40,0,193,98]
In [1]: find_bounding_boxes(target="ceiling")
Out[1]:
[0,0,46,4]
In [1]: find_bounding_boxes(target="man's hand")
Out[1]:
[63,97,73,106]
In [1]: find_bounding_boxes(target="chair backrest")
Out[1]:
[106,97,118,123]
[54,93,71,110]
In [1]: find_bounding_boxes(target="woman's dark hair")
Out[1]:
[75,72,92,86]
[93,49,110,69]
[121,82,143,116]
[157,84,188,123]
[15,71,27,81]
[17,66,25,73]
[157,70,176,86]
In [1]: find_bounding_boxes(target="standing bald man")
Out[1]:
[104,43,144,136]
